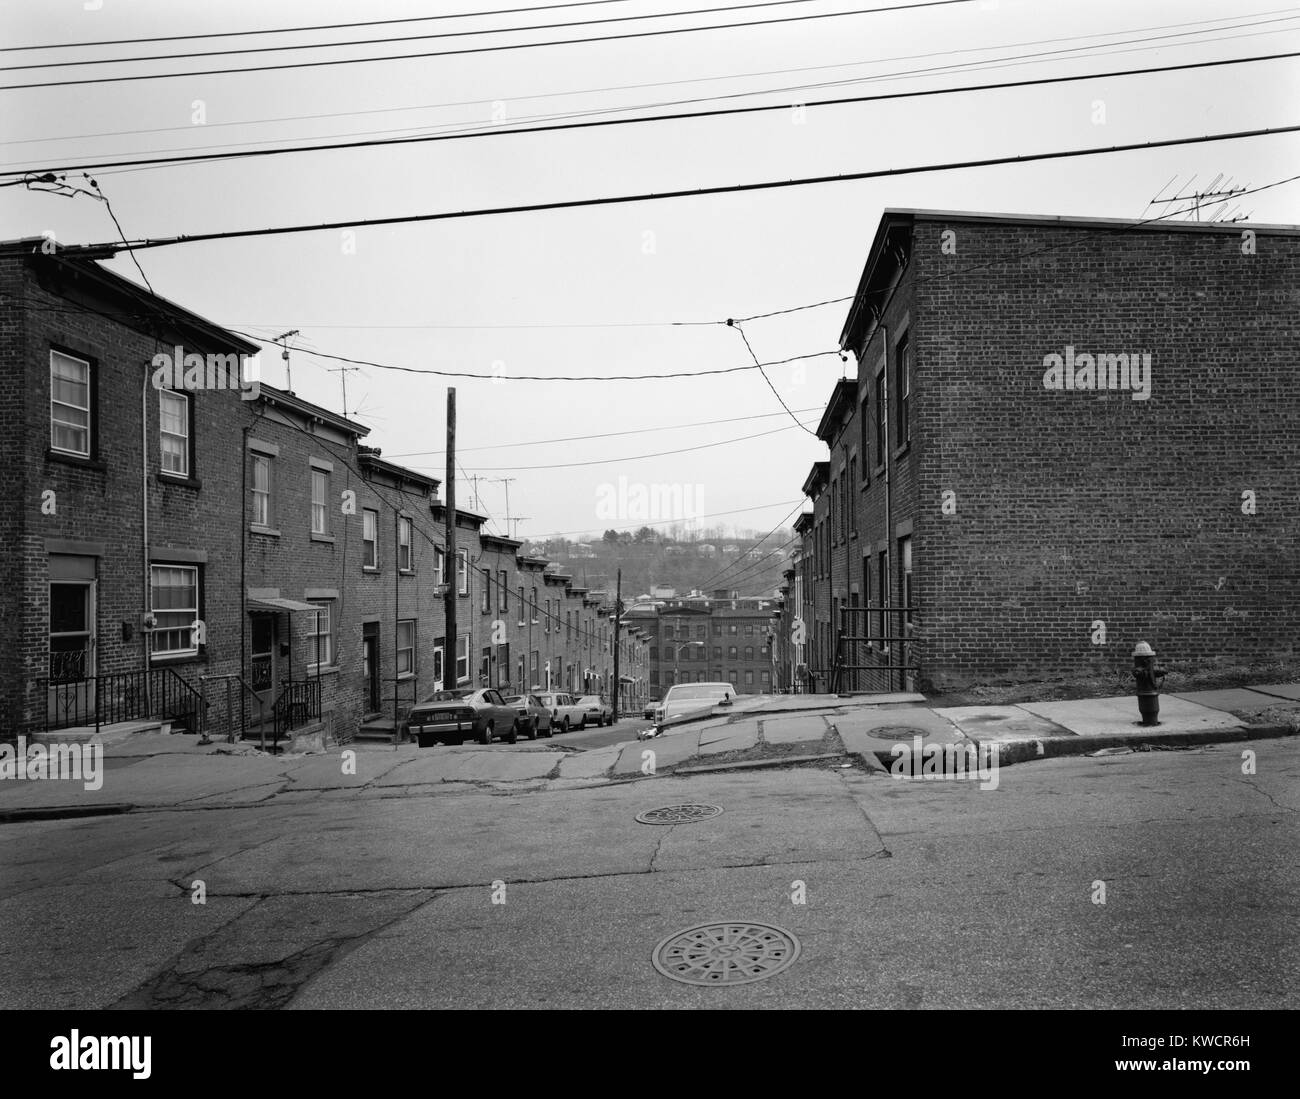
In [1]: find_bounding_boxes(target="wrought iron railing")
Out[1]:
[39,666,204,733]
[198,673,267,747]
[830,606,920,694]
[272,678,321,739]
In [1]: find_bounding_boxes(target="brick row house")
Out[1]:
[0,240,645,742]
[792,209,1300,694]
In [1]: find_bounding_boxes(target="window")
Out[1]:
[745,670,754,686]
[398,517,412,571]
[744,646,753,660]
[847,454,857,533]
[531,587,539,624]
[433,640,445,688]
[728,624,738,635]
[728,646,738,659]
[150,565,199,657]
[860,395,870,474]
[159,390,189,477]
[649,647,659,661]
[696,626,706,639]
[713,646,722,659]
[50,350,91,457]
[481,570,491,613]
[744,624,754,635]
[545,599,552,632]
[877,550,888,649]
[728,670,739,685]
[517,585,525,625]
[306,600,334,667]
[310,468,329,535]
[361,509,378,568]
[712,622,722,636]
[760,643,769,656]
[397,619,415,677]
[457,548,469,595]
[875,371,886,467]
[434,546,445,585]
[250,454,272,527]
[761,670,770,684]
[896,333,911,446]
[530,650,539,685]
[48,581,93,681]
[499,571,508,612]
[664,645,674,662]
[456,635,470,682]
[664,625,674,640]
[498,642,510,688]
[481,646,491,683]
[900,535,913,611]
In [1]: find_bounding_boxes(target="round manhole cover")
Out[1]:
[653,921,800,986]
[635,804,723,825]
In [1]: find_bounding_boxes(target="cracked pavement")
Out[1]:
[1,738,1297,1009]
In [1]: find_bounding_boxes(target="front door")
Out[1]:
[249,612,278,717]
[362,623,380,713]
[47,580,95,726]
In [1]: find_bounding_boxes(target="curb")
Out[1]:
[672,752,845,776]
[0,802,135,824]
[868,723,1297,770]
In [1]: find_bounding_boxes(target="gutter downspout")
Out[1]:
[880,325,894,691]
[140,363,151,725]
[241,424,248,736]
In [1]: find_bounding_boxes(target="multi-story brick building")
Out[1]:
[633,594,781,698]
[797,208,1300,693]
[1,239,642,742]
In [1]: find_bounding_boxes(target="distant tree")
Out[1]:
[602,529,620,546]
[634,526,656,543]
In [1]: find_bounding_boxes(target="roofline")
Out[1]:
[816,377,856,442]
[357,451,439,491]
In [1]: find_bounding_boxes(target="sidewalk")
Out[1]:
[3,685,1296,819]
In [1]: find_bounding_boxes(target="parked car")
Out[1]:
[503,693,553,739]
[577,694,614,726]
[652,682,737,727]
[534,691,588,733]
[406,688,520,747]
[644,702,658,720]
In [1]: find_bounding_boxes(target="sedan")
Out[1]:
[577,694,614,726]
[407,688,520,747]
[503,694,553,739]
[652,682,737,727]
[533,692,588,733]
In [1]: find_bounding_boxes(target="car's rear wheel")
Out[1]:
[578,717,587,730]
[561,717,570,734]
[479,722,493,746]
[506,720,518,745]
[541,720,553,738]
[526,717,537,740]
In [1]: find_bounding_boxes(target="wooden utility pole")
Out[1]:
[612,568,622,722]
[444,389,457,689]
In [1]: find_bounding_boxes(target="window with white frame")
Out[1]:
[517,585,525,625]
[498,570,508,612]
[896,332,911,446]
[306,600,334,667]
[457,548,469,595]
[362,509,378,568]
[396,619,415,677]
[398,516,412,571]
[150,564,199,657]
[434,546,445,585]
[481,568,491,613]
[159,390,189,477]
[456,634,470,682]
[250,453,273,527]
[50,350,91,457]
[310,468,329,535]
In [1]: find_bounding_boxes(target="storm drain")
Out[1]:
[635,803,723,825]
[653,922,801,986]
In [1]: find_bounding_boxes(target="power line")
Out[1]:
[10,42,1300,176]
[729,320,820,436]
[383,407,825,457]
[0,1,881,71]
[12,7,1285,151]
[537,499,804,538]
[1,0,639,51]
[0,0,975,90]
[41,122,1295,257]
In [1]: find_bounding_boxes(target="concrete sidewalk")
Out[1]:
[3,685,1296,819]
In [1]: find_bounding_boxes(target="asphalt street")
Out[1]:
[2,738,1296,1009]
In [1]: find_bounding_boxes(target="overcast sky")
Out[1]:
[3,0,1297,553]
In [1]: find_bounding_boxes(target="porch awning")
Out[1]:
[248,595,318,612]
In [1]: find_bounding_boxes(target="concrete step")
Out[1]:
[33,719,167,745]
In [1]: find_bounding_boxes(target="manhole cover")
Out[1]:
[635,804,723,825]
[653,921,800,986]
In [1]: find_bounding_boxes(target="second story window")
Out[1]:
[532,587,539,624]
[158,390,189,477]
[896,333,911,446]
[310,468,329,535]
[481,568,491,613]
[398,517,412,571]
[434,546,445,585]
[457,548,469,595]
[362,509,378,568]
[875,371,886,467]
[499,571,508,612]
[517,585,525,625]
[50,350,92,458]
[250,454,273,527]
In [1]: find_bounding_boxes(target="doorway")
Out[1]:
[249,611,279,715]
[361,622,380,714]
[47,579,96,725]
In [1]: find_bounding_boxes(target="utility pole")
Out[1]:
[273,329,299,394]
[444,389,457,690]
[612,568,622,722]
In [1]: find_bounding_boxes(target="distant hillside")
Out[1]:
[521,528,793,602]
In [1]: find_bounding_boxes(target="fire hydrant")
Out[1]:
[1132,641,1166,726]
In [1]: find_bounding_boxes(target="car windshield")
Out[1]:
[504,695,525,704]
[666,685,730,701]
[420,689,474,703]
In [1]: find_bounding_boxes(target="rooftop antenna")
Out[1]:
[326,364,362,417]
[273,329,300,394]
[1149,174,1248,223]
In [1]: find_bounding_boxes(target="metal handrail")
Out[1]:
[38,666,204,734]
[199,673,267,748]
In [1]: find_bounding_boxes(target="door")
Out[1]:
[361,623,380,713]
[249,612,278,716]
[47,580,95,726]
